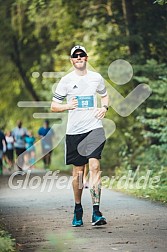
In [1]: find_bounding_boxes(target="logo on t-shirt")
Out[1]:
[73,85,78,89]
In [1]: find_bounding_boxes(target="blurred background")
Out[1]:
[0,0,166,200]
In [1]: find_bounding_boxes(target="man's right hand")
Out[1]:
[68,97,78,110]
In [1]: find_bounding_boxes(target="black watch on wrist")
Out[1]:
[103,105,108,111]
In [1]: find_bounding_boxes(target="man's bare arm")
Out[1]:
[101,94,109,108]
[51,98,78,112]
[95,94,109,119]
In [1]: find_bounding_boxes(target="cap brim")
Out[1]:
[71,50,87,57]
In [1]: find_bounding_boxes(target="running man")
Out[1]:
[51,45,108,226]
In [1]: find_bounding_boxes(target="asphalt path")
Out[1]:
[0,170,166,252]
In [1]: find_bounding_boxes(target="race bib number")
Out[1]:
[76,95,94,109]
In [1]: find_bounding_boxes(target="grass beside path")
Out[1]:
[113,186,167,203]
[109,167,167,204]
[0,227,16,252]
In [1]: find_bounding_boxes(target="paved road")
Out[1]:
[0,170,167,252]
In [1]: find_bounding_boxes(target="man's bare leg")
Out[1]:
[72,165,84,203]
[89,158,101,205]
[72,165,84,226]
[89,158,107,225]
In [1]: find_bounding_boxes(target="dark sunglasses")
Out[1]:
[71,52,87,58]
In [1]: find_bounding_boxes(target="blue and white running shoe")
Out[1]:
[72,208,83,227]
[92,211,107,226]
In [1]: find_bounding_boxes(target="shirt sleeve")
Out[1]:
[38,127,43,136]
[97,75,107,97]
[52,77,67,103]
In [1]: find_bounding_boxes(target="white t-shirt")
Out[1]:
[5,136,14,150]
[12,127,27,148]
[52,70,107,135]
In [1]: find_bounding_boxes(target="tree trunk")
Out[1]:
[11,36,40,101]
[122,0,139,55]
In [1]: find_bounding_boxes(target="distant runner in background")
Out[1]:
[38,120,54,170]
[0,129,7,175]
[24,130,36,169]
[5,131,14,169]
[12,121,27,171]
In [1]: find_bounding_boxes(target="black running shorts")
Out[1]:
[65,128,106,166]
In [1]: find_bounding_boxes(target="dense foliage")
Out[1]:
[0,0,166,200]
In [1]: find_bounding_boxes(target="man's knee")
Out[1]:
[89,158,100,173]
[72,166,84,180]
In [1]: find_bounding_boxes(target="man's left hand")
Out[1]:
[95,107,107,119]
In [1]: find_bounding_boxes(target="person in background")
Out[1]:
[12,121,28,171]
[24,130,36,169]
[0,129,7,175]
[38,120,54,170]
[5,131,14,169]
